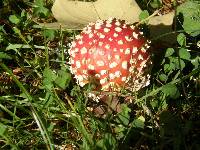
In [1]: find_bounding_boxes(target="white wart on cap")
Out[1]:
[69,18,152,91]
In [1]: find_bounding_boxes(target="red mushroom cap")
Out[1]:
[68,18,152,91]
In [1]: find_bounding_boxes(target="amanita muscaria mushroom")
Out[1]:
[68,18,152,92]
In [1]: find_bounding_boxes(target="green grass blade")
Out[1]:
[0,62,54,150]
[53,89,93,147]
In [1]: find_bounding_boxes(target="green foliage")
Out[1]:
[165,48,175,57]
[159,73,168,82]
[33,0,50,17]
[131,116,145,129]
[96,133,117,150]
[191,56,200,69]
[150,0,162,8]
[43,29,56,41]
[139,10,149,21]
[115,104,131,126]
[177,1,200,36]
[177,33,186,47]
[0,52,12,60]
[136,0,162,12]
[43,68,57,90]
[9,15,21,24]
[0,123,7,136]
[43,67,71,90]
[54,67,71,89]
[162,84,180,98]
[179,48,191,60]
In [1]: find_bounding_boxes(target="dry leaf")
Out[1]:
[149,11,176,43]
[52,0,142,25]
[37,0,176,43]
[34,22,85,30]
[52,0,98,24]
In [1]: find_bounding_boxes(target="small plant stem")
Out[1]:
[59,26,65,66]
[65,95,93,147]
[136,9,160,26]
[178,55,189,100]
[52,89,70,112]
[52,89,93,147]
[174,7,189,101]
[12,27,43,78]
[13,27,35,52]
[44,35,50,68]
[0,133,19,150]
[0,104,21,121]
[0,62,54,150]
[135,66,200,103]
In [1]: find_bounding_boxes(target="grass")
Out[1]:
[0,0,200,149]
